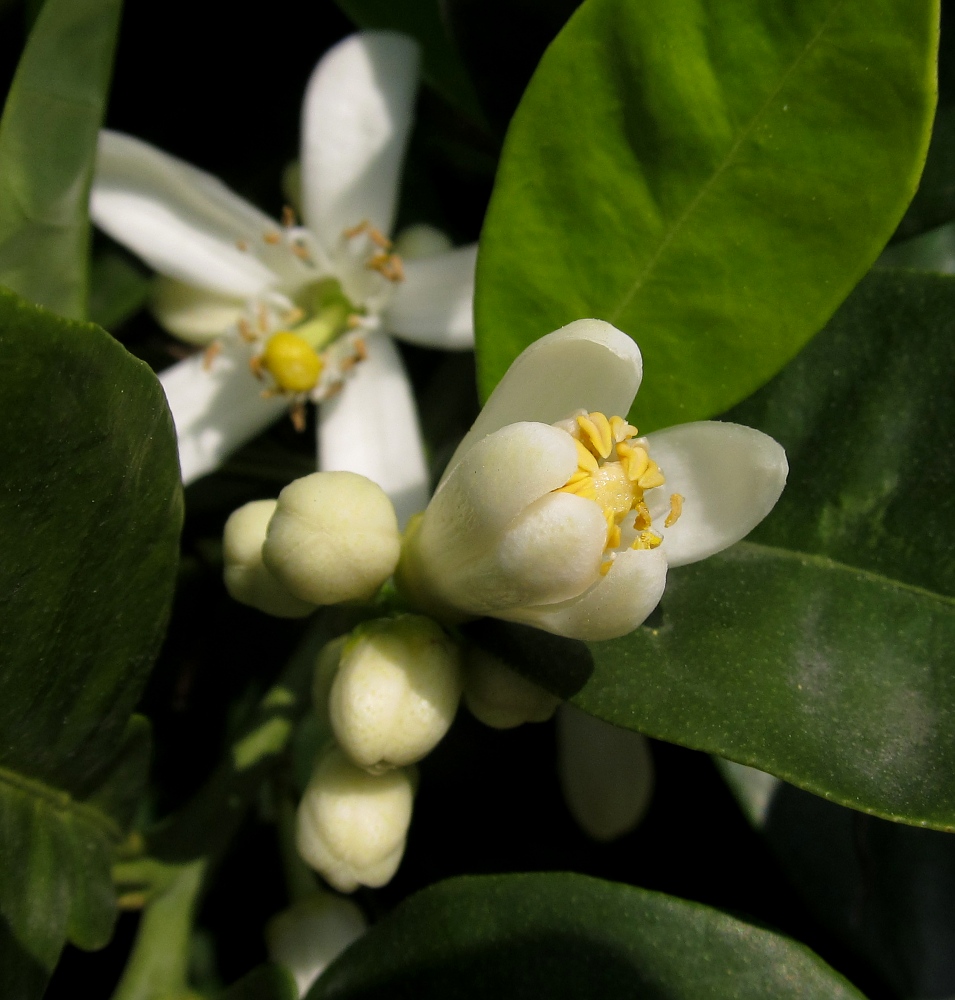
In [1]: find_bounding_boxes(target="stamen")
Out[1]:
[637,460,665,490]
[366,252,405,282]
[263,231,282,245]
[617,442,650,482]
[631,530,662,550]
[343,220,369,240]
[353,338,368,361]
[202,341,222,371]
[283,306,306,326]
[600,559,614,576]
[291,242,313,262]
[236,239,249,252]
[237,317,256,342]
[367,226,392,250]
[633,500,651,530]
[281,205,297,228]
[290,401,307,433]
[577,412,613,459]
[665,494,684,528]
[610,415,638,442]
[572,439,600,474]
[257,304,270,333]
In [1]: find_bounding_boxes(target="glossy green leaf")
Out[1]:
[576,268,955,829]
[0,287,181,991]
[310,873,864,999]
[89,249,150,332]
[475,0,938,430]
[719,762,955,999]
[0,0,124,319]
[333,0,484,123]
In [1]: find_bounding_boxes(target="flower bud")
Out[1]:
[557,704,654,841]
[296,746,414,893]
[266,893,366,996]
[223,500,315,618]
[263,471,401,605]
[329,616,462,772]
[462,647,560,729]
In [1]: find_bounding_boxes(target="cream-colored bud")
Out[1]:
[556,704,654,841]
[296,747,414,893]
[462,647,560,729]
[266,893,366,996]
[223,500,315,618]
[392,223,453,260]
[263,472,401,605]
[329,616,462,772]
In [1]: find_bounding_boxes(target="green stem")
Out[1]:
[110,860,206,1000]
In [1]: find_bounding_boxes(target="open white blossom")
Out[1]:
[396,319,788,641]
[90,32,475,522]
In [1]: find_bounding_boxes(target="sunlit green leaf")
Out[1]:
[333,0,484,123]
[475,0,938,430]
[310,873,864,999]
[0,287,181,993]
[0,0,124,319]
[576,268,955,830]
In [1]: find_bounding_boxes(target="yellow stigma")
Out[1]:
[261,332,324,393]
[555,410,679,567]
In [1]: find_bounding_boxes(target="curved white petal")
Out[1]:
[91,130,285,297]
[151,277,246,346]
[430,491,607,616]
[644,421,788,568]
[393,223,453,259]
[160,342,288,485]
[443,319,643,483]
[503,546,667,640]
[317,333,428,528]
[301,32,419,247]
[557,705,654,841]
[383,244,476,350]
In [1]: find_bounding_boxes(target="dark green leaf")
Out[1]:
[88,249,150,332]
[0,0,124,319]
[219,965,298,1000]
[475,0,938,430]
[576,268,955,829]
[0,287,181,989]
[310,873,864,999]
[334,0,484,123]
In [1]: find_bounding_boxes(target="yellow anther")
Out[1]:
[343,220,370,240]
[576,412,613,459]
[665,493,684,528]
[607,522,621,549]
[638,460,666,490]
[633,500,651,531]
[263,231,282,245]
[600,559,614,576]
[610,415,638,442]
[366,251,405,282]
[557,473,596,500]
[237,317,256,342]
[631,530,662,551]
[281,205,297,228]
[573,438,600,474]
[236,239,249,252]
[619,443,650,482]
[261,332,324,393]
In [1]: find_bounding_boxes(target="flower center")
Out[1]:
[553,411,683,574]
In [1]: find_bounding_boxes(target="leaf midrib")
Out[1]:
[609,0,846,323]
[0,763,120,840]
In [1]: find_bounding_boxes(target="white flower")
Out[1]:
[90,32,476,523]
[396,319,788,641]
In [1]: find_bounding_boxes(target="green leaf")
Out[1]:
[719,764,955,999]
[89,249,150,332]
[0,287,181,990]
[576,267,955,829]
[475,0,938,430]
[219,965,298,1000]
[0,0,124,319]
[309,873,864,999]
[333,0,484,124]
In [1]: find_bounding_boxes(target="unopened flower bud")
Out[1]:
[263,471,401,605]
[266,893,366,996]
[462,647,560,729]
[223,500,315,618]
[329,616,461,772]
[296,747,414,893]
[557,704,654,841]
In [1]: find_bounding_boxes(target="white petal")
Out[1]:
[644,421,788,568]
[420,422,578,569]
[160,341,288,485]
[503,546,667,640]
[393,223,453,259]
[317,333,428,528]
[151,277,246,346]
[301,32,419,246]
[557,705,654,841]
[443,319,643,483]
[383,244,476,350]
[429,491,607,616]
[91,130,283,297]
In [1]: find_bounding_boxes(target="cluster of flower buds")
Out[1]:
[223,319,788,889]
[223,468,561,893]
